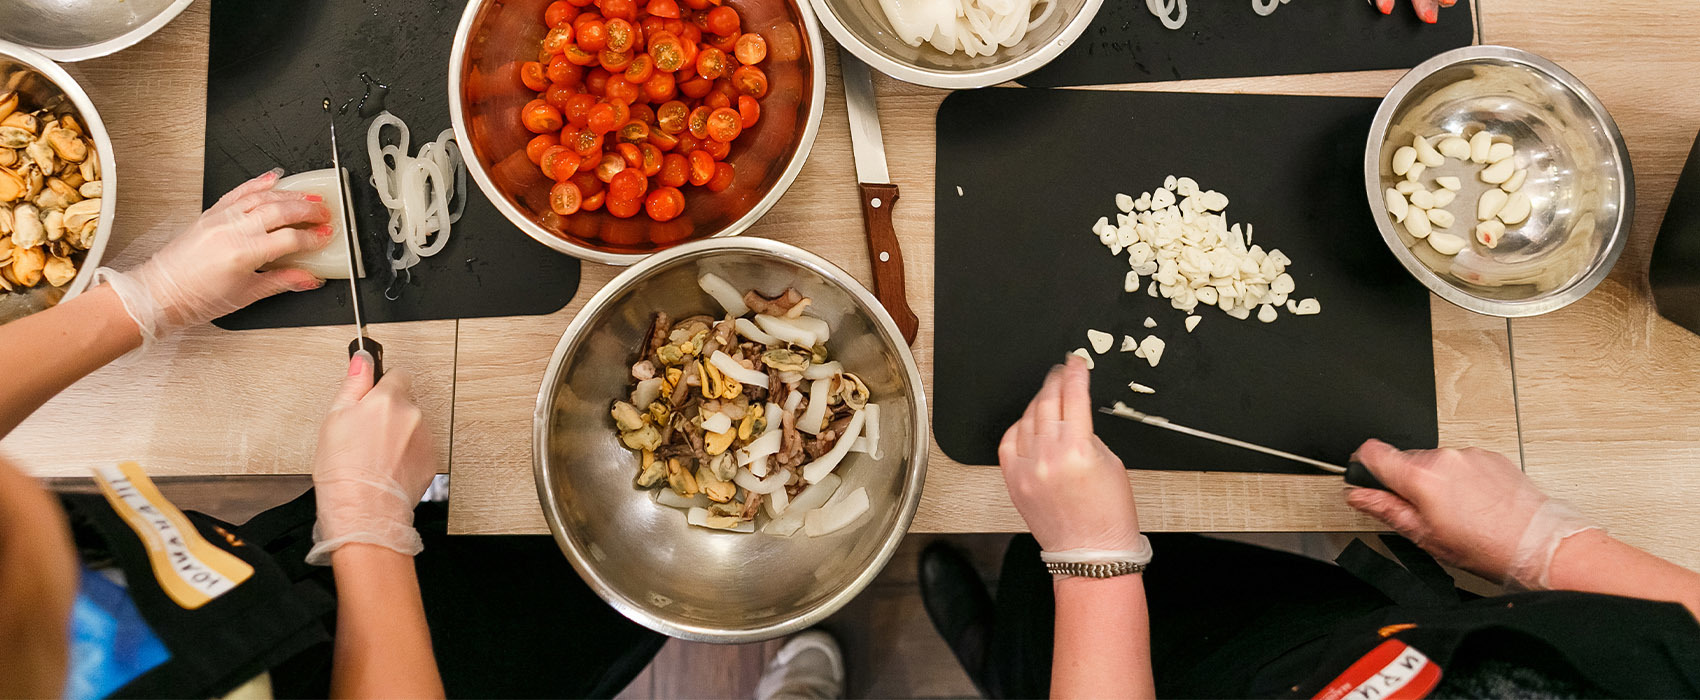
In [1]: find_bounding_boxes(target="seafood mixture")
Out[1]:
[610,273,881,537]
[0,90,101,293]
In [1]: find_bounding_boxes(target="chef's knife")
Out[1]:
[1097,404,1387,490]
[329,119,384,380]
[840,53,919,345]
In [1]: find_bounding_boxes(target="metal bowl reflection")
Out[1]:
[0,0,193,62]
[534,238,928,642]
[1365,45,1632,317]
[450,0,826,266]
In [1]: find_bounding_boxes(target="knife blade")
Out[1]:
[329,118,384,379]
[1097,403,1388,490]
[839,52,919,345]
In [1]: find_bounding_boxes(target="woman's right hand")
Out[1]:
[997,355,1141,553]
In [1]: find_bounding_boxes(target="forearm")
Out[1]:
[329,544,443,699]
[1545,530,1700,618]
[1051,574,1156,700]
[0,285,140,437]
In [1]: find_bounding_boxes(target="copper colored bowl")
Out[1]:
[449,0,826,265]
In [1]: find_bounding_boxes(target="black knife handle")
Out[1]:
[349,337,385,383]
[1345,459,1389,491]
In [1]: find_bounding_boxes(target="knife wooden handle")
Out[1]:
[858,182,919,345]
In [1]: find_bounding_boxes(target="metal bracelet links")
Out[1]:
[1039,536,1154,579]
[1044,560,1148,578]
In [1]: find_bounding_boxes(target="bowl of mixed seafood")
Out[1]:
[534,237,927,642]
[0,41,113,322]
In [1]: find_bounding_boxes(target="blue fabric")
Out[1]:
[64,566,170,700]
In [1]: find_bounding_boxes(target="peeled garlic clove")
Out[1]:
[1502,169,1527,193]
[1437,137,1471,160]
[1414,135,1445,167]
[1478,189,1509,220]
[1481,159,1515,185]
[1475,220,1506,248]
[1433,189,1456,208]
[1405,162,1426,182]
[1392,146,1418,176]
[1428,232,1468,256]
[1396,180,1420,195]
[1435,176,1462,191]
[1405,209,1432,239]
[1427,208,1456,229]
[1487,142,1515,164]
[1469,131,1493,163]
[1409,189,1436,209]
[1498,191,1532,225]
[1385,188,1409,223]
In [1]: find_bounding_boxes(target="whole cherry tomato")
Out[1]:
[601,0,638,21]
[588,102,621,133]
[527,133,560,164]
[704,89,731,111]
[545,83,579,109]
[678,74,714,99]
[706,161,735,192]
[566,93,598,126]
[705,6,739,35]
[585,66,612,95]
[546,0,578,27]
[605,76,641,103]
[547,55,583,84]
[734,33,766,64]
[571,171,605,196]
[610,168,649,202]
[642,71,678,102]
[521,61,549,91]
[708,30,739,53]
[577,20,609,51]
[549,181,583,215]
[644,186,686,221]
[646,0,681,19]
[606,194,642,218]
[522,99,565,133]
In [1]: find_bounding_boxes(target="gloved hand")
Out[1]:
[306,353,438,565]
[997,356,1142,554]
[96,170,331,349]
[1347,439,1598,590]
[1372,0,1457,23]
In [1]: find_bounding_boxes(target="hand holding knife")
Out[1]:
[840,53,919,345]
[1098,403,1389,491]
[328,118,384,379]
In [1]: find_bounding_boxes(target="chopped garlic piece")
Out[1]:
[1125,271,1141,293]
[956,185,964,196]
[1086,329,1113,354]
[1292,298,1321,315]
[1116,193,1135,213]
[1143,317,1157,329]
[1128,382,1155,394]
[1185,316,1201,332]
[1070,348,1094,369]
[1137,336,1165,367]
[1120,335,1138,352]
[1257,303,1277,323]
[1147,280,1158,298]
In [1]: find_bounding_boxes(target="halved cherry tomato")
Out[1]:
[643,71,677,102]
[571,171,605,196]
[678,29,700,65]
[630,102,657,124]
[527,134,561,164]
[547,55,583,84]
[645,186,686,221]
[596,153,628,182]
[616,141,644,168]
[521,61,549,91]
[688,149,715,185]
[602,0,638,21]
[641,15,667,38]
[706,161,735,192]
[655,100,689,133]
[546,0,578,27]
[703,136,730,160]
[582,190,607,211]
[564,128,601,156]
[731,65,767,97]
[540,146,579,181]
[600,49,633,72]
[659,153,689,187]
[708,30,739,53]
[568,0,595,7]
[647,128,680,151]
[585,67,611,95]
[703,89,731,111]
[545,83,578,109]
[549,181,583,215]
[577,20,609,51]
[618,120,650,144]
[676,132,703,154]
[605,76,640,103]
[563,44,599,66]
[647,32,686,72]
[678,74,714,99]
[737,95,760,128]
[522,100,564,133]
[624,54,655,83]
[565,93,598,126]
[588,102,620,133]
[696,47,729,79]
[608,100,632,126]
[705,107,741,142]
[687,105,713,138]
[606,194,642,218]
[638,143,664,176]
[706,6,740,35]
[682,0,712,9]
[646,0,681,18]
[734,33,766,64]
[543,26,576,54]
[610,168,649,203]
[605,18,635,52]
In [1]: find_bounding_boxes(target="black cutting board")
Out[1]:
[1017,0,1477,88]
[204,0,580,330]
[934,89,1438,473]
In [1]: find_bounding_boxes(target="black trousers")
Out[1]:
[981,533,1394,699]
[240,490,667,699]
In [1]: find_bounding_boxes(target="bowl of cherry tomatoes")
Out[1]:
[451,0,826,265]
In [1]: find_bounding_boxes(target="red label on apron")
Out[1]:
[1313,639,1441,700]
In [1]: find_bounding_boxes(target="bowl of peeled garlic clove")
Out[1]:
[1365,45,1632,318]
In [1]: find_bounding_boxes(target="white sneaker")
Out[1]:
[754,630,844,700]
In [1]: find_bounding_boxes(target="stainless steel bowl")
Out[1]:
[1365,45,1632,317]
[534,237,928,642]
[810,0,1101,89]
[0,40,116,323]
[0,0,194,62]
[450,0,826,266]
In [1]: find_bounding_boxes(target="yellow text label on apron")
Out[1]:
[93,462,254,609]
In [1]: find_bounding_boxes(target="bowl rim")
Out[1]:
[808,0,1105,89]
[6,0,195,63]
[1363,44,1634,318]
[0,39,117,307]
[448,0,828,267]
[531,236,931,643]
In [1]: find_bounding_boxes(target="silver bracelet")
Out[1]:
[1045,560,1147,578]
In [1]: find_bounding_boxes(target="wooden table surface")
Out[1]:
[9,1,1700,569]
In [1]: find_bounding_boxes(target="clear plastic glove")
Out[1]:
[997,355,1142,553]
[1372,0,1456,23]
[1346,439,1598,590]
[97,170,332,349]
[306,353,438,566]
